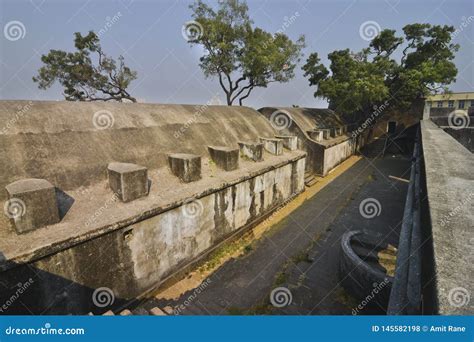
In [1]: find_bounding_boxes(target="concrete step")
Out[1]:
[304,171,318,187]
[305,177,319,187]
[149,307,166,316]
[119,309,132,316]
[132,307,150,315]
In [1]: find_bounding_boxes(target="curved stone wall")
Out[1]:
[0,101,277,200]
[258,107,363,175]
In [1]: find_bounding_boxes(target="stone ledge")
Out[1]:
[0,151,307,271]
[420,120,474,315]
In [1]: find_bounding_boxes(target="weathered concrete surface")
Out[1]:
[260,137,283,155]
[208,146,239,171]
[0,151,305,314]
[0,100,277,201]
[442,128,473,153]
[168,153,202,183]
[0,150,305,268]
[107,162,148,202]
[320,129,331,140]
[323,138,357,175]
[146,152,410,315]
[308,130,324,142]
[259,107,364,176]
[421,120,474,315]
[238,142,263,162]
[275,135,298,151]
[127,157,305,290]
[5,178,59,233]
[369,100,424,140]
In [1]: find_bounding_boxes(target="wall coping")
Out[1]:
[0,150,306,271]
[420,120,474,314]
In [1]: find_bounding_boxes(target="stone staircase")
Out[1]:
[304,171,318,187]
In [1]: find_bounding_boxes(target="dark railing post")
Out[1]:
[387,126,422,315]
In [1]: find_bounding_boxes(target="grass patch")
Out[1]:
[333,285,359,308]
[198,233,254,273]
[274,271,288,285]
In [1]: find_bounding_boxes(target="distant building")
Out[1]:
[424,91,474,118]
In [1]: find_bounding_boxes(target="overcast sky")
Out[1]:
[0,0,472,109]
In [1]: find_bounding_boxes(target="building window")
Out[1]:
[471,100,474,107]
[448,100,454,108]
[459,100,465,109]
[437,101,443,108]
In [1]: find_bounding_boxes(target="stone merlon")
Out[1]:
[107,162,148,202]
[208,146,239,171]
[5,178,60,234]
[168,153,202,183]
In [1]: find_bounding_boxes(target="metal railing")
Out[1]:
[387,127,422,315]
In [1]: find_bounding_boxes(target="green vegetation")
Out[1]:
[303,24,459,120]
[33,31,137,102]
[188,0,305,105]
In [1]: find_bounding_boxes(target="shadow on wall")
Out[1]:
[0,252,132,315]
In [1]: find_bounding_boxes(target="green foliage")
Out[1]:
[189,0,305,105]
[33,31,137,102]
[302,23,459,118]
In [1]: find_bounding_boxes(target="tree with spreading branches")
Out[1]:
[188,0,305,105]
[33,31,137,102]
[302,23,459,119]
